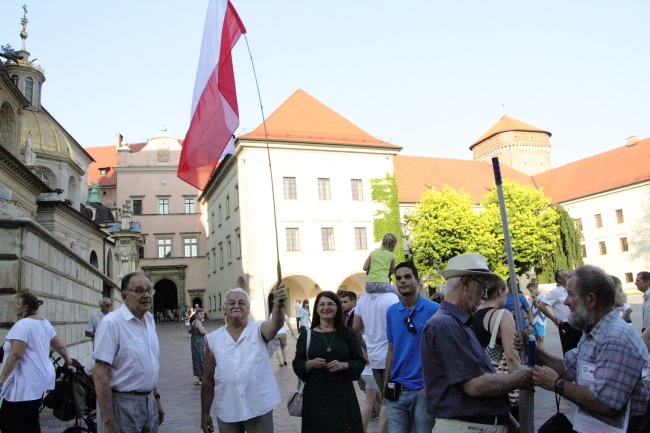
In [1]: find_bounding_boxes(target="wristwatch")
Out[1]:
[555,378,566,396]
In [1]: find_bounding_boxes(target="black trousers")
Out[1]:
[0,398,42,433]
[559,322,582,355]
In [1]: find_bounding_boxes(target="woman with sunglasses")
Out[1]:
[292,291,366,433]
[471,277,522,420]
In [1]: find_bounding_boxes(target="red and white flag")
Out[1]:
[178,0,246,189]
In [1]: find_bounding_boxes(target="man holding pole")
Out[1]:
[421,253,532,432]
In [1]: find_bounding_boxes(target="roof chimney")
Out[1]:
[626,136,639,147]
[115,132,124,151]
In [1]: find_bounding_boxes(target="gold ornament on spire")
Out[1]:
[20,5,28,50]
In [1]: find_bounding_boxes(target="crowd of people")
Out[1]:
[2,248,650,433]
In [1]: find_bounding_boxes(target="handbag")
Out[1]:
[287,328,311,417]
[486,309,519,407]
[538,391,574,433]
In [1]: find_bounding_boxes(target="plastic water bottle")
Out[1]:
[527,335,536,367]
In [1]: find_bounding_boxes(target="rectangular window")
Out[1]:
[219,243,224,268]
[616,209,624,224]
[283,177,297,199]
[620,237,629,252]
[351,179,363,201]
[625,272,634,283]
[227,239,232,263]
[234,185,239,209]
[157,238,172,258]
[581,245,587,258]
[599,241,607,255]
[236,233,241,258]
[184,198,195,214]
[354,227,368,250]
[226,195,230,218]
[574,218,582,231]
[211,248,216,273]
[286,228,300,251]
[595,213,602,228]
[133,199,143,215]
[321,227,335,251]
[218,205,222,225]
[318,178,331,200]
[184,236,198,257]
[158,199,169,215]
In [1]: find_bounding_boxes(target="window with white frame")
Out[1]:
[184,236,198,257]
[318,178,331,200]
[286,228,300,251]
[321,227,334,251]
[158,199,169,215]
[157,237,172,258]
[284,177,297,199]
[184,198,195,214]
[354,227,367,250]
[351,179,363,201]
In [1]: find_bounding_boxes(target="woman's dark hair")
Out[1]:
[19,291,43,316]
[311,291,350,342]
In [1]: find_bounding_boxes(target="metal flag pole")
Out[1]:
[491,157,533,433]
[243,34,283,303]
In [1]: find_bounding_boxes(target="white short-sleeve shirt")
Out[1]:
[540,285,570,322]
[85,310,105,335]
[93,304,160,393]
[1,318,56,402]
[207,321,281,422]
[355,292,399,369]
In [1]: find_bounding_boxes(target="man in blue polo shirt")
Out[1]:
[384,262,439,433]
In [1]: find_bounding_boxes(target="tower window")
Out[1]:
[25,76,34,105]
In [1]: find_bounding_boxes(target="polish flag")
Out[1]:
[178,0,246,190]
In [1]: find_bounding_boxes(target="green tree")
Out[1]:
[481,180,559,276]
[405,186,496,285]
[535,205,584,282]
[370,173,404,262]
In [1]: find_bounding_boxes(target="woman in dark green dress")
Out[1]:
[292,291,366,433]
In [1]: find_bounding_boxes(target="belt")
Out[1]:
[451,414,508,426]
[112,389,152,396]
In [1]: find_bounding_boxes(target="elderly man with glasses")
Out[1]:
[93,272,165,433]
[383,262,439,433]
[421,253,532,433]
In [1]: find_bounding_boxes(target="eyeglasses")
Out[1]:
[403,315,416,334]
[317,302,337,308]
[470,277,490,294]
[127,287,155,296]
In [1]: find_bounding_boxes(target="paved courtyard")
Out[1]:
[40,295,644,432]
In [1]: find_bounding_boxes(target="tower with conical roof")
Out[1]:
[470,115,552,176]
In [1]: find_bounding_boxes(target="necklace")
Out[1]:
[320,331,336,352]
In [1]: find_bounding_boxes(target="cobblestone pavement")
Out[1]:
[40,296,644,432]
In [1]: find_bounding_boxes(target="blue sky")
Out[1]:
[1,1,648,168]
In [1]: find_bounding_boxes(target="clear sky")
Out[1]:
[2,1,648,168]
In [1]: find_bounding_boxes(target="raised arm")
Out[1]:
[260,283,287,342]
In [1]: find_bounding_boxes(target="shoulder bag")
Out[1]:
[287,328,311,417]
[538,390,574,433]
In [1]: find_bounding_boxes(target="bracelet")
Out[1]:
[554,377,566,396]
[153,394,161,400]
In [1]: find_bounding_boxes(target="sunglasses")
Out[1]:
[403,315,416,334]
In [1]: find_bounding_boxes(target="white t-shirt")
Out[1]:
[1,318,56,402]
[93,304,160,393]
[294,302,302,318]
[355,292,399,369]
[207,321,281,422]
[540,285,570,322]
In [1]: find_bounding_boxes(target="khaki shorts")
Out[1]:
[273,333,287,349]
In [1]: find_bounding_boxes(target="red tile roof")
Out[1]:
[239,89,401,149]
[86,143,146,187]
[471,115,551,150]
[533,137,650,203]
[395,155,536,203]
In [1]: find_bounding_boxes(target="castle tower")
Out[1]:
[470,115,552,176]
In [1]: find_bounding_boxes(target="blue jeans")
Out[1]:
[386,388,434,433]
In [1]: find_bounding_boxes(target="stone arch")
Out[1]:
[278,274,323,319]
[34,166,57,189]
[106,248,113,279]
[0,102,17,157]
[236,276,246,290]
[336,271,367,298]
[153,278,179,315]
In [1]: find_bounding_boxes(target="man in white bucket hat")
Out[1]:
[421,253,533,433]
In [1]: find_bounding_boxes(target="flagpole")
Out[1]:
[243,34,283,301]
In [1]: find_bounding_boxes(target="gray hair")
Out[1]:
[446,277,462,292]
[99,297,111,306]
[224,288,250,308]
